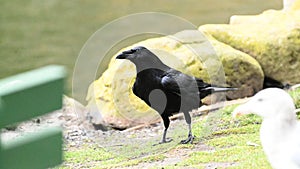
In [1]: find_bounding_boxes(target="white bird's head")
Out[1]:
[233,88,296,120]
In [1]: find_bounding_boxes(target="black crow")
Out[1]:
[116,46,236,144]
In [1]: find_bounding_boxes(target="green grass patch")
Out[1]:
[178,145,270,169]
[58,105,268,168]
[61,145,168,169]
[59,89,300,168]
[289,87,300,118]
[175,105,270,169]
[193,105,262,139]
[290,87,300,108]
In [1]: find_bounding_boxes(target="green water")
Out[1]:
[0,0,282,100]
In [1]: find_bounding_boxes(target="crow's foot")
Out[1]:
[153,138,173,146]
[180,135,194,144]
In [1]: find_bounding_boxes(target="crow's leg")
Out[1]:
[153,115,172,146]
[160,128,172,143]
[180,112,194,144]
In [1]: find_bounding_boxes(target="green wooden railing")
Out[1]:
[0,65,65,169]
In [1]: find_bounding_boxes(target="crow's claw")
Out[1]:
[180,135,194,144]
[153,138,173,146]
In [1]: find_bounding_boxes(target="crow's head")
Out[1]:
[116,46,169,71]
[116,46,147,61]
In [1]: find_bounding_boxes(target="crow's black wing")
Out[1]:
[160,72,181,97]
[161,69,202,111]
[161,68,215,97]
[161,69,201,96]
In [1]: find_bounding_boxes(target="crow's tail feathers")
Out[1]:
[202,86,238,93]
[198,85,237,99]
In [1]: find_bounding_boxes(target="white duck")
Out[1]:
[233,88,300,169]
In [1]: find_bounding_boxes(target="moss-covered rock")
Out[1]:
[86,30,263,128]
[200,2,300,84]
[207,34,264,98]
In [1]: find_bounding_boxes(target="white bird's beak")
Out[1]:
[232,110,242,118]
[232,104,253,118]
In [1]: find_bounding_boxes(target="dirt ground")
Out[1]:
[0,96,241,169]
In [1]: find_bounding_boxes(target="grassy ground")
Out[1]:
[58,89,300,169]
[59,105,268,169]
[1,0,282,95]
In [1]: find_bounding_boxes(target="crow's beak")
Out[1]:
[116,49,135,59]
[116,53,127,59]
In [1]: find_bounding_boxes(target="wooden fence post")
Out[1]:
[0,65,65,169]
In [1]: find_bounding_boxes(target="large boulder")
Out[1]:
[199,1,300,84]
[207,34,264,98]
[86,30,263,128]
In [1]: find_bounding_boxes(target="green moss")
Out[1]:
[204,33,264,95]
[200,16,300,84]
[290,87,300,109]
